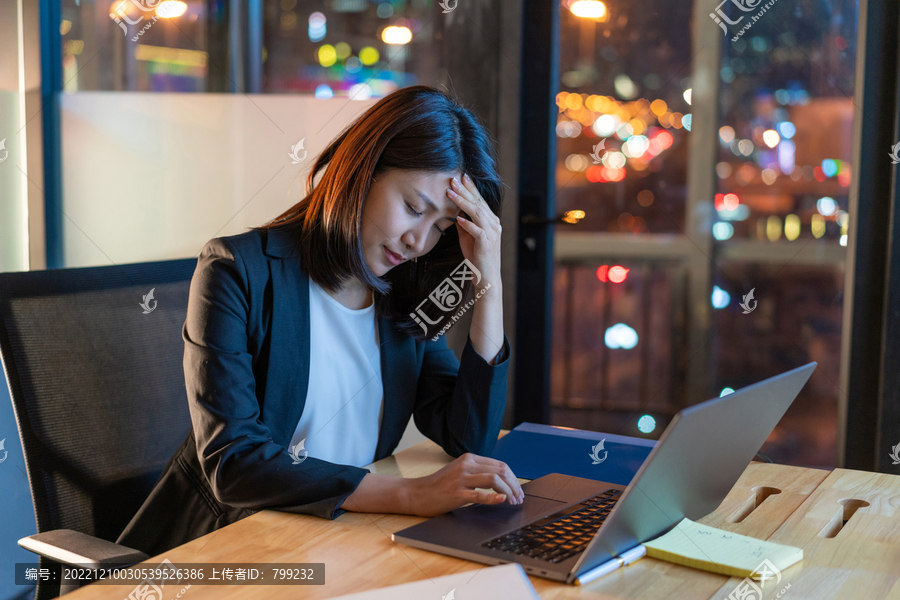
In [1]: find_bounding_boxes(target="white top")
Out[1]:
[287,278,384,468]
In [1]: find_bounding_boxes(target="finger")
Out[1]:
[460,173,488,207]
[461,175,496,220]
[469,489,506,505]
[447,183,485,221]
[466,473,519,503]
[455,215,485,239]
[466,460,524,499]
[448,183,499,237]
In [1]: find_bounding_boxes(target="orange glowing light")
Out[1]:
[586,165,604,182]
[723,193,740,210]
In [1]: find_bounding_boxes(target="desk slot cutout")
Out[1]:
[727,486,782,523]
[818,498,870,538]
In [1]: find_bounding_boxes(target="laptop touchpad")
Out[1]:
[454,495,569,532]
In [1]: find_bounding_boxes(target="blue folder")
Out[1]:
[489,422,657,486]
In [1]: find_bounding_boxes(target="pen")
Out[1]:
[574,544,647,586]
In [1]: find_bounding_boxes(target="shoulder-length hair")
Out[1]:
[251,84,504,341]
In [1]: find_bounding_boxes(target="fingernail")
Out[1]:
[464,173,471,182]
[452,177,459,186]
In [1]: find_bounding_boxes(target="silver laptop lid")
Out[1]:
[569,362,817,582]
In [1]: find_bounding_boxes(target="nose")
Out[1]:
[400,228,428,258]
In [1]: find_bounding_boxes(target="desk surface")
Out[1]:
[65,432,900,600]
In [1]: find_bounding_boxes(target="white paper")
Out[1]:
[325,563,541,600]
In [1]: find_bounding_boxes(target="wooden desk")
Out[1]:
[65,433,899,600]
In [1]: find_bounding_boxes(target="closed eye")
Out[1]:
[407,202,451,236]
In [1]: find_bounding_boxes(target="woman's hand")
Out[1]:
[445,173,505,364]
[403,453,525,517]
[447,173,501,286]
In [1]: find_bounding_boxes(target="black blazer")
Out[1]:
[116,227,511,556]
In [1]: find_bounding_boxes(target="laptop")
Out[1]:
[392,362,816,585]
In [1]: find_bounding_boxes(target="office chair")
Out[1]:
[0,258,197,599]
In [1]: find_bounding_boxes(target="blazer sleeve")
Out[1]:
[412,330,511,458]
[183,237,370,520]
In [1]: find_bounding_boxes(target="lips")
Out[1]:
[384,246,406,266]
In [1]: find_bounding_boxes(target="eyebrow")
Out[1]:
[414,188,459,224]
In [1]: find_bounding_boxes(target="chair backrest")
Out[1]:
[0,258,197,544]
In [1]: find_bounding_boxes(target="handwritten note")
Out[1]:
[642,518,802,579]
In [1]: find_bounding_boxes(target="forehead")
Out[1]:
[388,169,462,213]
[389,169,461,186]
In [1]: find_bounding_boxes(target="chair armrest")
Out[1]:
[18,529,149,569]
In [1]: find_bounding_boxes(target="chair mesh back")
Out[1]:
[0,258,197,545]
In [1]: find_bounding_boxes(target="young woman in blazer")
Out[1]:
[117,85,521,556]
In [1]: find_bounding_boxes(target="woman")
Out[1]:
[116,85,523,557]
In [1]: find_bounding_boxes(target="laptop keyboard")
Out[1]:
[480,489,621,563]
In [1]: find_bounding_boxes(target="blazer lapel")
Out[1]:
[262,228,310,448]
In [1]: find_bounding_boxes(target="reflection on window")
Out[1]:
[263,0,444,97]
[62,0,220,92]
[550,0,858,468]
[712,263,842,467]
[716,25,856,243]
[554,0,695,234]
[711,1,856,468]
[551,262,685,440]
[61,0,450,95]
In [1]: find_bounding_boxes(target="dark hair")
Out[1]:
[251,85,504,341]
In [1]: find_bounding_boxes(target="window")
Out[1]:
[550,0,858,468]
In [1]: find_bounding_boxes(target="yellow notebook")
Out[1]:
[642,518,803,579]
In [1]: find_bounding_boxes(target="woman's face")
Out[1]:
[361,169,463,277]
